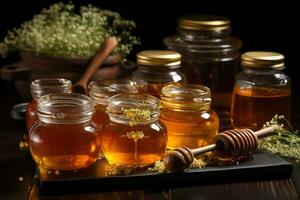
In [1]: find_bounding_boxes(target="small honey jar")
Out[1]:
[131,50,186,98]
[88,79,138,129]
[101,94,168,166]
[26,78,72,130]
[160,84,219,149]
[29,93,101,170]
[231,51,291,130]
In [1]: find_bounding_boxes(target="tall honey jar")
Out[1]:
[26,78,72,130]
[29,93,101,170]
[164,15,242,129]
[160,84,219,149]
[231,51,291,130]
[131,50,186,98]
[101,94,167,166]
[88,79,138,129]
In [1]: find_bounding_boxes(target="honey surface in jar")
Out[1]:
[102,121,167,166]
[231,51,291,130]
[160,109,219,149]
[29,93,101,170]
[160,84,219,149]
[101,94,168,166]
[30,123,101,170]
[231,87,291,130]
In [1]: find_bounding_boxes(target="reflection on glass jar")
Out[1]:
[231,51,291,130]
[29,93,101,170]
[88,79,138,130]
[131,50,186,98]
[26,78,72,131]
[160,84,219,149]
[164,15,242,130]
[102,94,167,166]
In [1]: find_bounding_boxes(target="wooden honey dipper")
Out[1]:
[164,126,277,172]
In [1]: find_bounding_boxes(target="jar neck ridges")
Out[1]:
[31,78,72,100]
[37,93,94,124]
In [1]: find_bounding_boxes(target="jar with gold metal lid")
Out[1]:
[29,93,101,170]
[101,94,167,166]
[88,79,138,129]
[131,50,186,98]
[26,78,72,131]
[164,15,242,130]
[160,84,219,149]
[231,51,291,130]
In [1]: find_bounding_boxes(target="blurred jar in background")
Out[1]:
[131,50,186,98]
[231,51,291,130]
[26,78,72,131]
[164,15,242,130]
[88,79,138,130]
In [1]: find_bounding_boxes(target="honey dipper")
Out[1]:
[164,126,277,172]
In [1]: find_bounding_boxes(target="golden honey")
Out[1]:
[101,94,167,166]
[231,51,291,130]
[25,78,72,130]
[231,87,291,130]
[29,93,101,170]
[160,84,219,149]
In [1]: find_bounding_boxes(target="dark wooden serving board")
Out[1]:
[37,151,293,195]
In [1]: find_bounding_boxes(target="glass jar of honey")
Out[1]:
[160,84,219,149]
[231,51,291,130]
[164,15,242,130]
[102,94,167,166]
[131,50,186,98]
[88,79,138,129]
[26,78,72,130]
[29,93,101,170]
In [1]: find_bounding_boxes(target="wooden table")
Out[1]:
[0,84,299,200]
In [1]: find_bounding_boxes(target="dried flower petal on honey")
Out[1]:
[122,108,151,126]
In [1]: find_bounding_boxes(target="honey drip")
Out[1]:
[101,122,167,166]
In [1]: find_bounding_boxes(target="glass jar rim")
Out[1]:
[88,79,138,105]
[37,93,94,124]
[161,84,211,111]
[31,78,72,100]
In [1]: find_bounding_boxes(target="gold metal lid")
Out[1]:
[137,50,181,67]
[242,51,285,69]
[178,15,230,31]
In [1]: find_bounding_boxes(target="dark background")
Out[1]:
[0,0,297,101]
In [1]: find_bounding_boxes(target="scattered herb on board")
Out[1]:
[259,115,300,162]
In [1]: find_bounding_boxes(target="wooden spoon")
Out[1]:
[72,36,118,94]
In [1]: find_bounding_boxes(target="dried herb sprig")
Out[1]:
[0,2,140,58]
[259,115,300,162]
